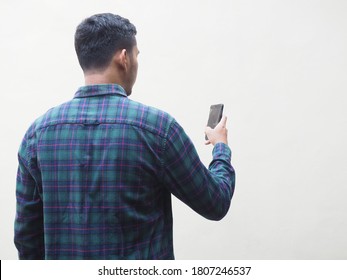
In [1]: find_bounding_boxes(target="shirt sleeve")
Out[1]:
[161,120,235,220]
[14,129,45,260]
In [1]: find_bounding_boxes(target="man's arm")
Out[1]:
[161,117,235,220]
[14,133,45,260]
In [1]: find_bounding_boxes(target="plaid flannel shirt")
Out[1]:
[15,84,235,259]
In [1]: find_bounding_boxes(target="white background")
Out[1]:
[1,0,346,259]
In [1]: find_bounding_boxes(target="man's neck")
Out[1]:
[83,68,129,95]
[84,68,123,86]
[85,74,114,85]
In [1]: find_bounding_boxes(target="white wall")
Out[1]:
[1,0,346,259]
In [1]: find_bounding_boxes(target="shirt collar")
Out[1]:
[74,84,128,99]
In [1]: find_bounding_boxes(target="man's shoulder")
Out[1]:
[25,99,74,137]
[126,98,176,137]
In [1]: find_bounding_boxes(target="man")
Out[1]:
[15,13,235,260]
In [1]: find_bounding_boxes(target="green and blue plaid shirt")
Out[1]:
[15,84,235,259]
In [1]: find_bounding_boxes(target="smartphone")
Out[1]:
[205,104,224,140]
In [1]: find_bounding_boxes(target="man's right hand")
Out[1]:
[205,116,228,146]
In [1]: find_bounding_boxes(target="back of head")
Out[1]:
[75,13,137,72]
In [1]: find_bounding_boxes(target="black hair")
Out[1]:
[74,13,137,72]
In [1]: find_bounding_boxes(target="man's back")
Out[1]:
[15,84,235,259]
[15,13,235,260]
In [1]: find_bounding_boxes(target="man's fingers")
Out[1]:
[204,126,212,145]
[205,126,212,134]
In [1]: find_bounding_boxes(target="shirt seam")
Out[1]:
[34,120,170,139]
[159,119,176,179]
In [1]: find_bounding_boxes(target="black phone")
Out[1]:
[205,104,224,140]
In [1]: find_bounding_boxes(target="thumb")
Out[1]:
[216,115,227,128]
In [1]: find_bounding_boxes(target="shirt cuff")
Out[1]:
[212,142,232,162]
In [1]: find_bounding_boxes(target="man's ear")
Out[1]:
[117,49,128,70]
